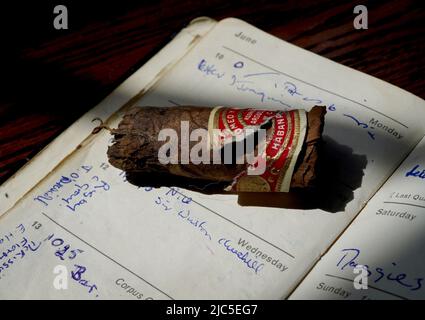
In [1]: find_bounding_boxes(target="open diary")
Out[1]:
[0,17,424,300]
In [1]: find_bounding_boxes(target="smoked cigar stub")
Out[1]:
[107,105,326,192]
[208,106,307,192]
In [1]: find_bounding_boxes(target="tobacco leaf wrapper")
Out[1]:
[107,106,326,192]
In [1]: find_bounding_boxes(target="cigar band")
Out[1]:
[208,106,307,192]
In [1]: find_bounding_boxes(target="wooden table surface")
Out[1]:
[0,0,424,185]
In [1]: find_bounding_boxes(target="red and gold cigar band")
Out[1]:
[208,106,307,192]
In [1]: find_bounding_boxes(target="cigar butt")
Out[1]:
[107,105,326,192]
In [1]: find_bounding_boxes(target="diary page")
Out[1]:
[289,136,425,300]
[0,18,425,299]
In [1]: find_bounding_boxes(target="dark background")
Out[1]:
[0,0,424,184]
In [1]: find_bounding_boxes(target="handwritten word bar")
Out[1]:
[40,212,174,300]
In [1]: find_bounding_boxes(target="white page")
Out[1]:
[1,17,425,299]
[289,136,425,300]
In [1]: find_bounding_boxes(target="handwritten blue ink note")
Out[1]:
[218,238,265,274]
[405,164,425,180]
[33,164,111,213]
[195,58,382,142]
[336,248,423,291]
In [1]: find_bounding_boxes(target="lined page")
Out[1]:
[289,136,425,300]
[1,18,425,299]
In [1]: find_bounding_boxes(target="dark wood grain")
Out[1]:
[0,0,424,184]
